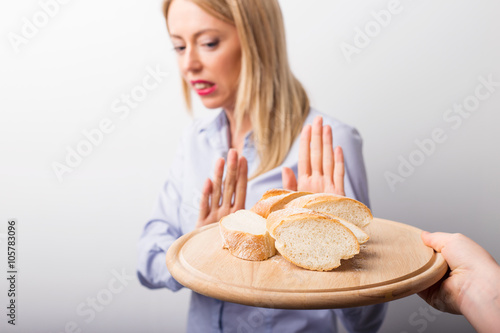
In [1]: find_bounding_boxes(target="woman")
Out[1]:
[137,0,387,332]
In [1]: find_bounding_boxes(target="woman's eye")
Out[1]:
[204,40,219,48]
[173,46,185,53]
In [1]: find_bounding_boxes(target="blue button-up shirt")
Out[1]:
[137,108,387,332]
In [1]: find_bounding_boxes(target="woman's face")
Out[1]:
[167,0,242,111]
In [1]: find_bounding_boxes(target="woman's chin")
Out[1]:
[200,103,222,110]
[197,94,235,111]
[199,98,224,110]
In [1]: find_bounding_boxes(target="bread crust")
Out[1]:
[261,189,292,200]
[285,193,373,227]
[251,190,311,218]
[219,214,276,261]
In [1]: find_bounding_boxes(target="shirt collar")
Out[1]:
[197,109,228,150]
[198,109,227,133]
[199,109,254,151]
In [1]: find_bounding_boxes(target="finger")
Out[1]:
[422,231,470,273]
[322,125,334,183]
[417,277,442,308]
[233,156,248,210]
[417,273,458,314]
[333,146,345,195]
[211,157,225,210]
[282,167,298,191]
[311,116,323,175]
[222,149,238,208]
[198,178,212,221]
[421,231,453,253]
[423,232,495,270]
[298,125,312,177]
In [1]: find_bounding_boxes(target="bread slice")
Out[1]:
[322,213,369,244]
[285,193,373,228]
[219,210,276,261]
[251,189,311,218]
[267,208,360,271]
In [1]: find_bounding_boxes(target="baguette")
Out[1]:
[260,188,293,200]
[285,193,373,228]
[251,189,311,218]
[267,207,360,271]
[219,210,276,261]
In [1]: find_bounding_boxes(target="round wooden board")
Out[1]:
[166,218,448,309]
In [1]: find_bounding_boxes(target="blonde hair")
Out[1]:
[163,0,310,178]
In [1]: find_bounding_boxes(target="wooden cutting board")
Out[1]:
[166,218,448,309]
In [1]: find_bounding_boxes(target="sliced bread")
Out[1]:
[322,213,369,244]
[285,193,373,228]
[219,210,276,261]
[267,207,360,271]
[251,189,311,218]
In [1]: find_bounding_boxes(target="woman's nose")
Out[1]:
[182,46,202,73]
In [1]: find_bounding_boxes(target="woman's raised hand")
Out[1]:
[282,116,345,196]
[196,149,248,228]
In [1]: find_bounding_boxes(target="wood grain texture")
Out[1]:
[166,218,448,309]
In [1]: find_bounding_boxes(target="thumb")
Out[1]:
[421,231,452,253]
[282,167,298,191]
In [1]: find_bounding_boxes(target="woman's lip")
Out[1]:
[191,80,215,84]
[191,80,217,95]
[194,84,217,96]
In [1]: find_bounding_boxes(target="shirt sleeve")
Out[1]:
[332,122,370,208]
[136,127,188,292]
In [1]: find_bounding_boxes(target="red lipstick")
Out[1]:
[191,80,217,96]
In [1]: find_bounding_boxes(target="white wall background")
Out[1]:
[1,0,499,332]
